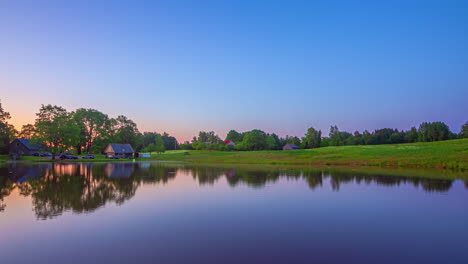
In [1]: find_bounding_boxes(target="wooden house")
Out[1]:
[104,143,135,158]
[282,143,300,150]
[9,138,41,157]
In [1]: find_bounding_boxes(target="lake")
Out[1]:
[1,162,468,264]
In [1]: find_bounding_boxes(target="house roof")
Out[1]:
[224,140,234,144]
[16,138,40,151]
[108,143,134,154]
[283,143,300,149]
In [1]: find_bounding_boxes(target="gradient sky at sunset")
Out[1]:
[1,0,467,141]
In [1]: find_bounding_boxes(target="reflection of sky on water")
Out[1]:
[1,162,468,263]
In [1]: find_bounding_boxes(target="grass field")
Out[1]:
[154,139,468,170]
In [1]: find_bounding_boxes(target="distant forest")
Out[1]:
[0,100,467,154]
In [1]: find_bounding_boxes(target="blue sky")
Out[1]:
[1,0,467,141]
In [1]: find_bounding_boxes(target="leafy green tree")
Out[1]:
[33,105,80,157]
[302,127,322,148]
[112,115,143,150]
[389,131,403,144]
[240,129,267,150]
[266,134,281,150]
[320,137,331,147]
[143,132,158,147]
[329,125,351,146]
[179,141,193,150]
[193,131,222,144]
[73,108,110,154]
[0,100,11,123]
[0,100,17,154]
[225,130,243,143]
[460,122,468,139]
[404,127,418,143]
[18,124,36,139]
[154,134,166,153]
[418,122,451,142]
[346,131,363,145]
[362,130,374,145]
[0,123,15,154]
[161,132,178,150]
[284,136,301,146]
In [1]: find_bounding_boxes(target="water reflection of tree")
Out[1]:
[0,162,176,219]
[0,168,13,211]
[0,163,461,218]
[321,171,453,192]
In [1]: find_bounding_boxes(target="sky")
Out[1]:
[1,0,467,142]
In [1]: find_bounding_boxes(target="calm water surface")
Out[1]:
[1,162,468,264]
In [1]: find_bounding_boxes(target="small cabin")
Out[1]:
[104,143,135,158]
[9,138,41,157]
[282,143,300,150]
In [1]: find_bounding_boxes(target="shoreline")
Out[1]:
[1,139,467,171]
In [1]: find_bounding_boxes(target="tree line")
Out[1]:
[181,121,468,151]
[1,99,467,155]
[0,101,178,156]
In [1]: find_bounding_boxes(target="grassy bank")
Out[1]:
[155,139,468,170]
[1,139,467,170]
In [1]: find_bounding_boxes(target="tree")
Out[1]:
[73,108,110,154]
[329,125,351,146]
[112,115,143,150]
[404,127,418,143]
[18,124,36,139]
[460,122,468,139]
[389,131,403,144]
[193,131,221,144]
[320,137,331,147]
[154,134,166,153]
[284,135,301,146]
[143,132,158,147]
[0,100,11,123]
[302,127,321,149]
[346,131,363,145]
[418,122,450,142]
[266,134,281,150]
[240,129,267,150]
[225,130,243,143]
[161,132,178,150]
[0,100,16,154]
[33,105,80,158]
[179,141,193,150]
[0,122,15,154]
[142,134,166,154]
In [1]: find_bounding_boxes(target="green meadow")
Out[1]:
[155,139,468,170]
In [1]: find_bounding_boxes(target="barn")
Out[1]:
[9,138,41,157]
[282,143,300,150]
[104,143,135,158]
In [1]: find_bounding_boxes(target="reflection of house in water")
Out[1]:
[105,163,135,178]
[8,164,52,183]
